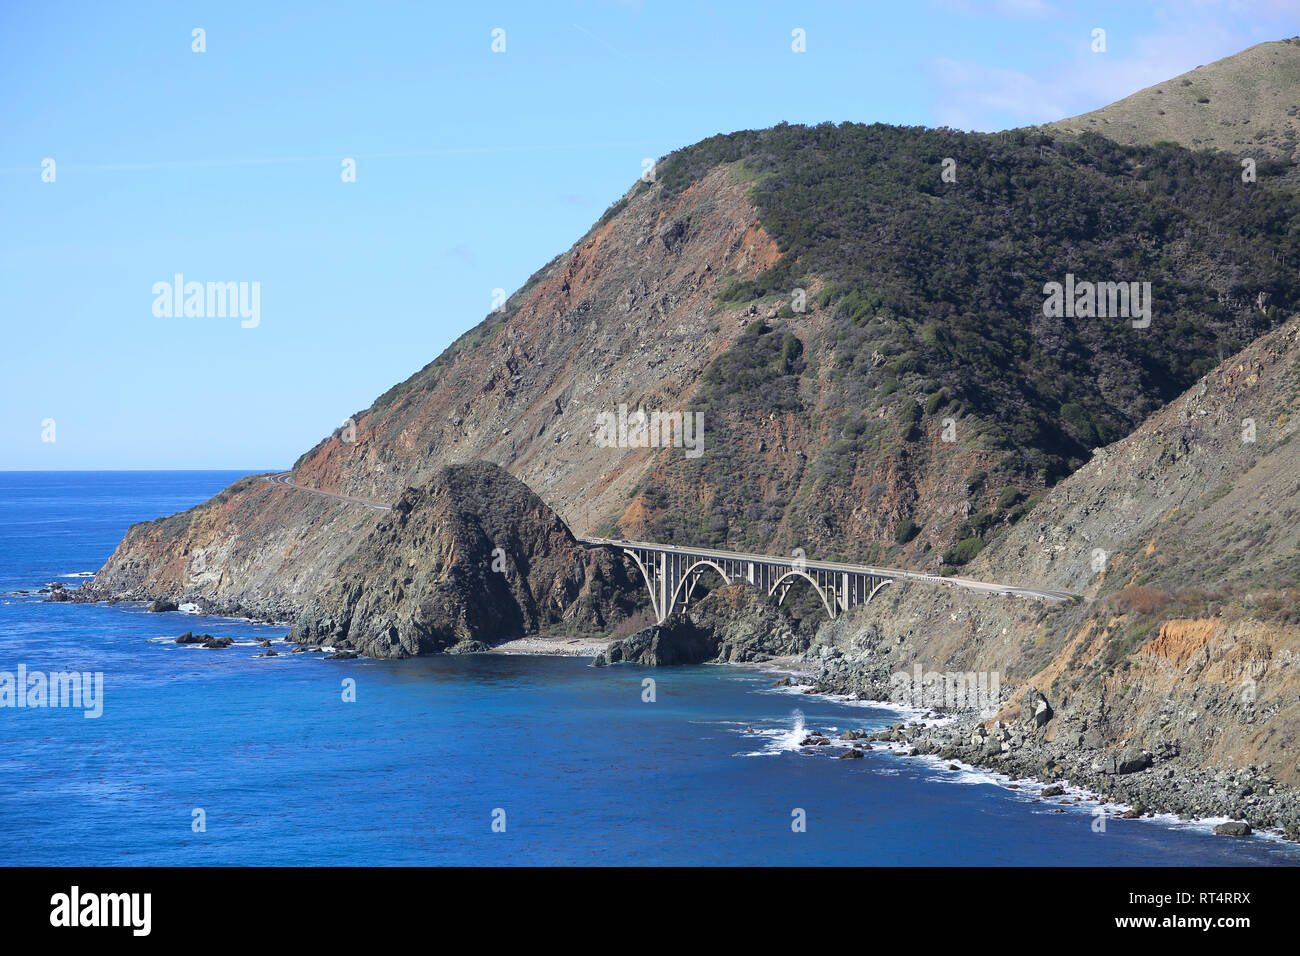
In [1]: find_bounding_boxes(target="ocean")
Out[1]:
[1,471,1296,866]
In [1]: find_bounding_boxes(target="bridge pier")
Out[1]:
[615,543,900,625]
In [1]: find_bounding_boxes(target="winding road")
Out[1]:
[265,472,392,512]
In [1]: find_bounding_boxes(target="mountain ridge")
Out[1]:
[84,39,1300,643]
[1045,37,1300,169]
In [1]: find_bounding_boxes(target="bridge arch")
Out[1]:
[767,568,839,620]
[620,548,664,621]
[665,559,733,619]
[615,542,908,625]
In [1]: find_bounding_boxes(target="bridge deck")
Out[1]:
[578,536,1077,603]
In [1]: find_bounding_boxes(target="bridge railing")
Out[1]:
[578,536,1073,623]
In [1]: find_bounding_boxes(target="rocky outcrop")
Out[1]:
[593,584,813,666]
[290,462,644,658]
[80,472,379,622]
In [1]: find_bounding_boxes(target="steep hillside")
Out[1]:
[805,318,1300,814]
[623,124,1299,563]
[972,315,1300,598]
[1045,37,1300,168]
[88,72,1300,624]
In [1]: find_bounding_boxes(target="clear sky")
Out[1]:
[2,0,1295,469]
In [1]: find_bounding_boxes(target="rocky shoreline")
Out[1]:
[796,646,1300,843]
[584,585,1300,844]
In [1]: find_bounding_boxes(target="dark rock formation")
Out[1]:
[291,462,644,658]
[592,584,813,667]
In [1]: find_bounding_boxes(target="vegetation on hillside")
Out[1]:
[660,121,1300,482]
[622,122,1300,560]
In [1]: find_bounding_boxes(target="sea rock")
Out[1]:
[1213,821,1252,837]
[1094,748,1153,775]
[148,598,178,613]
[596,585,814,667]
[600,623,717,667]
[446,640,491,654]
[201,636,233,648]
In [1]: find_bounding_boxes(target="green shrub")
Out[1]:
[995,485,1023,511]
[944,537,985,566]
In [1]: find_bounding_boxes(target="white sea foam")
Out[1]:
[774,709,806,751]
[59,572,95,578]
[177,602,201,614]
[732,709,815,757]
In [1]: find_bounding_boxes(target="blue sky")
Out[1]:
[2,0,1296,469]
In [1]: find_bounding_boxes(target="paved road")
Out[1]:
[580,535,1078,602]
[263,473,1076,601]
[264,472,392,512]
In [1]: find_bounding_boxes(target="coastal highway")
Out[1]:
[264,472,392,512]
[263,473,1078,603]
[580,536,1079,603]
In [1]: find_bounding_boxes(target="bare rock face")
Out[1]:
[290,462,644,658]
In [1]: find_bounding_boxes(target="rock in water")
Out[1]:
[1213,821,1252,837]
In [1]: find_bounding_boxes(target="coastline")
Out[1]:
[42,581,1300,848]
[487,634,612,657]
[762,660,1300,846]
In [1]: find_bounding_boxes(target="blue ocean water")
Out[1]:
[1,471,1297,866]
